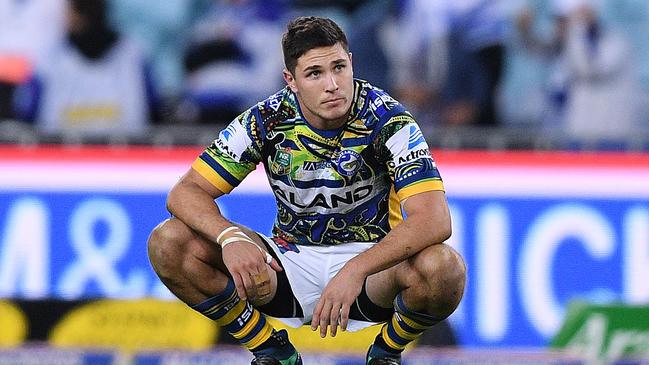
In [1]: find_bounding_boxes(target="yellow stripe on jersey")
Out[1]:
[388,186,403,229]
[396,179,444,201]
[191,158,234,193]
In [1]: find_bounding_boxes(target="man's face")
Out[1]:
[283,42,354,129]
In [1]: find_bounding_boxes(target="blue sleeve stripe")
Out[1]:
[394,170,442,191]
[199,152,241,187]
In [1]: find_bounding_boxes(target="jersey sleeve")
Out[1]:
[191,109,262,193]
[381,114,444,201]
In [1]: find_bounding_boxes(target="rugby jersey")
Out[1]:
[192,79,444,247]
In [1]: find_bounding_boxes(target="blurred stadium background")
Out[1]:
[1,0,649,364]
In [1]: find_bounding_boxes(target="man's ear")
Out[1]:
[283,69,298,93]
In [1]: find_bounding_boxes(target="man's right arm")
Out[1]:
[166,167,281,300]
[166,167,231,243]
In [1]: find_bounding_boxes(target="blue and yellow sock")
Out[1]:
[191,279,275,351]
[368,293,443,361]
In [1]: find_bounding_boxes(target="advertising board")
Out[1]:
[1,145,648,347]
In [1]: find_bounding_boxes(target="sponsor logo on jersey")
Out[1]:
[397,148,431,165]
[272,184,373,210]
[215,121,250,162]
[303,160,331,171]
[408,125,426,149]
[220,123,237,141]
[267,93,281,111]
[386,123,431,167]
[214,139,238,160]
[335,149,363,176]
[369,92,397,112]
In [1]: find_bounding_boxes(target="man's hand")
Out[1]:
[221,241,282,301]
[311,265,365,337]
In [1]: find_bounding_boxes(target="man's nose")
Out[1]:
[325,74,339,92]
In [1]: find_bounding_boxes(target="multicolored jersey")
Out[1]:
[192,79,444,247]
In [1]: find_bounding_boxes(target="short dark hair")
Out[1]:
[282,16,349,74]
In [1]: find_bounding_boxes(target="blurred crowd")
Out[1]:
[1,0,648,143]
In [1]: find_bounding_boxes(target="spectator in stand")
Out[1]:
[109,0,210,121]
[176,0,287,125]
[443,0,508,126]
[382,0,448,124]
[386,0,508,126]
[13,0,158,138]
[516,0,640,141]
[0,0,64,119]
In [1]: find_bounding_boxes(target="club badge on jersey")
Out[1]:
[334,149,363,177]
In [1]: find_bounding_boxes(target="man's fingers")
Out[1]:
[329,304,341,337]
[340,304,350,332]
[269,258,283,272]
[241,272,257,300]
[311,300,323,331]
[319,302,333,338]
[232,274,247,301]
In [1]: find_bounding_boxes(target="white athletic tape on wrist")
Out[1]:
[216,226,240,244]
[217,226,273,264]
[220,236,256,247]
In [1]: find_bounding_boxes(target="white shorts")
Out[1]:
[260,235,379,332]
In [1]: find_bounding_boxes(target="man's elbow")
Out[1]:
[435,218,452,243]
[165,193,176,216]
[165,183,184,216]
[441,223,452,243]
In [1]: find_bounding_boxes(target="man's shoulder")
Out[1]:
[252,87,300,130]
[354,79,408,125]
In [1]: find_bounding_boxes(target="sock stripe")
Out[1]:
[239,316,268,344]
[381,325,407,350]
[394,294,440,326]
[204,290,239,316]
[391,317,421,341]
[215,298,247,325]
[192,280,236,313]
[392,314,418,335]
[386,325,412,346]
[243,322,274,349]
[376,293,442,353]
[398,313,432,331]
[232,309,262,339]
[191,279,275,352]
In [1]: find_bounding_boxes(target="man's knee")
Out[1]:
[406,244,466,316]
[147,218,190,276]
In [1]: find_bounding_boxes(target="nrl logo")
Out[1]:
[271,147,292,175]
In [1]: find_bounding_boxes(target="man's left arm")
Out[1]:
[311,189,451,337]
